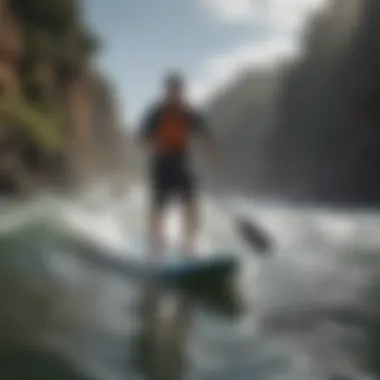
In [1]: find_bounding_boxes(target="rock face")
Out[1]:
[0,0,22,94]
[0,0,128,195]
[0,0,24,193]
[90,75,127,176]
[269,0,365,202]
[336,0,380,204]
[201,63,291,194]
[206,0,380,205]
[65,74,95,184]
[269,0,380,204]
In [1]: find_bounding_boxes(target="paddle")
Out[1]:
[213,196,273,256]
[202,151,273,256]
[234,216,273,255]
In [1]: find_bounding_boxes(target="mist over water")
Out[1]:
[0,185,380,380]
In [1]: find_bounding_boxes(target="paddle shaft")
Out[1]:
[200,165,273,255]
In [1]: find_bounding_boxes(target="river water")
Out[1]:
[0,184,380,380]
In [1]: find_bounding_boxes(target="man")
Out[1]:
[138,71,216,258]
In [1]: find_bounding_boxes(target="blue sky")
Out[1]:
[83,0,328,127]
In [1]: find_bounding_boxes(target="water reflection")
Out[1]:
[0,345,95,380]
[133,287,192,380]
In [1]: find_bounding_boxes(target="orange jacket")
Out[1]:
[139,103,209,155]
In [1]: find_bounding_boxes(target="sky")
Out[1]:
[83,0,328,128]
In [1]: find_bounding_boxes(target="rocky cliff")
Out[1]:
[0,0,127,195]
[202,65,290,194]
[268,0,380,204]
[205,0,380,205]
[268,0,365,202]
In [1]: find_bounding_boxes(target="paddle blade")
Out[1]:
[236,217,272,254]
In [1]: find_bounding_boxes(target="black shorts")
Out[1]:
[150,154,196,209]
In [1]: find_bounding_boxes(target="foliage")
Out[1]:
[0,94,65,152]
[6,0,100,154]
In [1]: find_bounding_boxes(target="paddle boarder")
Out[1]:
[138,70,217,258]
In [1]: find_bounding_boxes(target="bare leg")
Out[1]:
[181,196,198,257]
[148,207,166,262]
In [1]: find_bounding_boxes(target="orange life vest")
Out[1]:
[155,106,192,153]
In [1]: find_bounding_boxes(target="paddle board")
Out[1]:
[67,235,237,288]
[153,255,237,285]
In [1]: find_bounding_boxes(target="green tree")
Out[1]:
[4,0,100,154]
